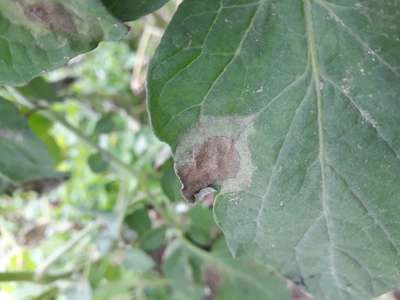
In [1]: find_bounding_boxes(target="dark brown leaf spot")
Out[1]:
[177,136,240,202]
[24,3,76,33]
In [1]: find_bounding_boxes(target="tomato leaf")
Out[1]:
[148,1,400,299]
[163,238,291,300]
[0,97,59,191]
[0,0,127,86]
[101,0,169,22]
[17,77,61,103]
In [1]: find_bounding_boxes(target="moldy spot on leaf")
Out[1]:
[23,2,76,33]
[174,115,256,202]
[177,136,240,202]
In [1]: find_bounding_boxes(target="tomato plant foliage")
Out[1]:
[1,0,400,299]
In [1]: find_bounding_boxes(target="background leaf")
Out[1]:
[0,96,59,191]
[0,0,127,86]
[160,159,183,202]
[163,238,292,300]
[122,248,155,273]
[139,227,166,252]
[101,0,169,22]
[28,113,63,165]
[16,77,61,103]
[88,153,110,173]
[124,207,152,237]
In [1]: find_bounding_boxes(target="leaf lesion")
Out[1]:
[177,136,240,201]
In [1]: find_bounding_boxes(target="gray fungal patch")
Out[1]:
[175,116,256,202]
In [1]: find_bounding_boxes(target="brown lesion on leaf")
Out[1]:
[19,1,76,34]
[177,136,240,202]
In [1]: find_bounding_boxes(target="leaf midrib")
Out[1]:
[303,0,344,297]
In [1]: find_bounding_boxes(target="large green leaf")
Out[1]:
[17,77,61,103]
[0,97,58,190]
[163,238,291,300]
[0,0,127,86]
[101,0,169,22]
[28,112,63,165]
[148,0,400,299]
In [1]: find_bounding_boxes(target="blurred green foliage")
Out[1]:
[0,8,178,299]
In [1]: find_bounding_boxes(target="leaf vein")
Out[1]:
[323,75,400,160]
[327,164,400,257]
[315,0,400,77]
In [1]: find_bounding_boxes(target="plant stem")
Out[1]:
[114,179,136,237]
[138,278,170,288]
[5,87,136,179]
[31,286,59,300]
[178,233,289,286]
[177,233,220,264]
[0,271,71,284]
[34,223,98,280]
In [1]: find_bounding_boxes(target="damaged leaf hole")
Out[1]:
[177,136,240,202]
